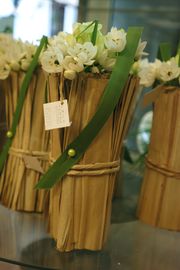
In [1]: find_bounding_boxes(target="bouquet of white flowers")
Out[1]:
[0,33,36,78]
[0,35,50,212]
[40,21,146,78]
[137,44,180,231]
[135,54,180,88]
[35,21,145,251]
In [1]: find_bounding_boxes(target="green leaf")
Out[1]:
[177,41,180,67]
[36,27,143,189]
[0,36,48,173]
[159,42,171,61]
[91,20,98,45]
[76,21,96,40]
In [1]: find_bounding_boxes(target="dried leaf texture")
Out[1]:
[138,87,180,230]
[0,70,50,212]
[47,73,140,251]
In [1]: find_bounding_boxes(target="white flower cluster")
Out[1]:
[40,22,147,80]
[0,34,36,80]
[133,56,180,87]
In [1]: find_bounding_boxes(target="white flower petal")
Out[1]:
[96,49,116,71]
[67,42,97,66]
[0,59,10,80]
[62,56,84,73]
[104,28,127,53]
[157,59,180,82]
[40,46,64,73]
[135,40,148,60]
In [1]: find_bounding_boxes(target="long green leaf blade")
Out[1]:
[159,42,171,61]
[91,20,98,45]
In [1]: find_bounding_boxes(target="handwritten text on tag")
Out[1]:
[43,100,71,130]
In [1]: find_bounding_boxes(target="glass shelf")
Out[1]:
[1,204,180,270]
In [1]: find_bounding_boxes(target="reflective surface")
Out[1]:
[0,204,180,270]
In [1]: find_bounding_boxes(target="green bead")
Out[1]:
[6,131,13,138]
[68,148,76,157]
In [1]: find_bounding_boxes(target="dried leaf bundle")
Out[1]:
[0,70,50,212]
[46,73,140,251]
[138,86,180,230]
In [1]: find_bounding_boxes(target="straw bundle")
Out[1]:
[0,86,6,151]
[46,73,140,251]
[138,86,180,230]
[0,69,50,212]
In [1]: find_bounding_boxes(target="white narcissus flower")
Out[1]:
[104,27,126,53]
[49,32,76,56]
[0,34,13,54]
[138,58,162,87]
[0,35,22,72]
[157,58,180,82]
[4,41,22,71]
[153,59,162,76]
[9,61,20,71]
[21,59,31,71]
[0,57,10,80]
[138,59,160,87]
[19,41,36,71]
[96,49,116,71]
[68,42,97,66]
[1,39,36,72]
[62,56,84,80]
[40,46,64,73]
[62,56,84,72]
[135,40,148,60]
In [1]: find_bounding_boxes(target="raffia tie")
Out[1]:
[9,147,50,161]
[145,157,180,179]
[50,157,120,176]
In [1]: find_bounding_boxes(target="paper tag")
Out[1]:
[43,100,71,130]
[23,155,44,174]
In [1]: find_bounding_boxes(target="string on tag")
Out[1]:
[59,71,64,104]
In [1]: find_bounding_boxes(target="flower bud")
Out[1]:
[64,70,76,80]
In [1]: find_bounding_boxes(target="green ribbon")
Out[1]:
[36,27,143,189]
[0,36,47,173]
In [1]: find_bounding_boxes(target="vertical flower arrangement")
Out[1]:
[137,43,180,230]
[36,22,144,251]
[0,35,50,212]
